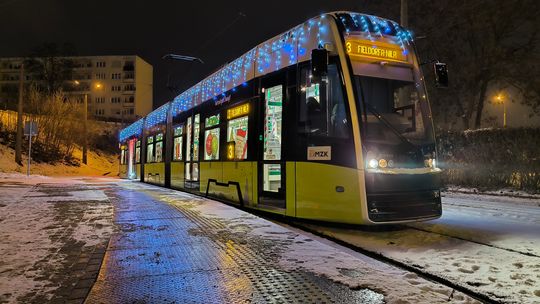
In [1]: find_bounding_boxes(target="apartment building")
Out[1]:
[0,55,153,123]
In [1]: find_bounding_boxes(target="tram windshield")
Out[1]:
[354,75,435,147]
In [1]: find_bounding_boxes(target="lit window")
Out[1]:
[227,116,248,160]
[204,128,220,160]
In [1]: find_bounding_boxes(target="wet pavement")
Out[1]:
[85,182,384,304]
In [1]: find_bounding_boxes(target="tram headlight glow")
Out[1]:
[368,159,379,169]
[378,159,387,168]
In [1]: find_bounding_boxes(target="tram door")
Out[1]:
[185,113,201,189]
[127,139,136,179]
[258,84,286,209]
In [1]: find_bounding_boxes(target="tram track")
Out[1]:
[280,220,499,304]
[405,224,540,258]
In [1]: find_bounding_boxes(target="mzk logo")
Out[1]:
[307,146,331,161]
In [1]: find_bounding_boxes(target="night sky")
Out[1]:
[0,0,395,109]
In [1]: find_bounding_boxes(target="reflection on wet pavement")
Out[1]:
[86,184,384,303]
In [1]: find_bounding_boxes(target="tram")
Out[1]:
[118,11,445,224]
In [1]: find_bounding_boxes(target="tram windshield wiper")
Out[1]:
[355,77,419,150]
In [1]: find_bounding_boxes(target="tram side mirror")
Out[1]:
[434,62,448,88]
[311,48,328,83]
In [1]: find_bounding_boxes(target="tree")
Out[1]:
[24,42,76,96]
[411,0,540,129]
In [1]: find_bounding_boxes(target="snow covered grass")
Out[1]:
[0,143,118,177]
[0,175,114,303]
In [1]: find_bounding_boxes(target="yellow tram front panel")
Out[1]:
[295,162,363,224]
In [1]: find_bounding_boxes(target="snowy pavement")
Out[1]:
[3,174,535,303]
[85,181,477,304]
[0,174,115,303]
[302,191,540,304]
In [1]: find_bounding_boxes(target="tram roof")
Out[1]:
[119,11,412,142]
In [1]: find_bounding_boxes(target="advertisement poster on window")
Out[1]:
[263,85,283,160]
[155,141,163,162]
[227,116,248,159]
[174,137,183,160]
[204,128,220,160]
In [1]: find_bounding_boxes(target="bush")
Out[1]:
[437,128,540,193]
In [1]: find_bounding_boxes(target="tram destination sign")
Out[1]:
[345,39,408,63]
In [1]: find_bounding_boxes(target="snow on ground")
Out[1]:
[0,175,114,303]
[138,187,479,303]
[302,192,540,304]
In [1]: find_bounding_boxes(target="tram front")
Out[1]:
[338,13,442,223]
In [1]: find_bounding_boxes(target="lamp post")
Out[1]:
[74,80,89,164]
[495,94,507,128]
[74,81,102,164]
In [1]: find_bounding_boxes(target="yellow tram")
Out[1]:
[119,12,443,224]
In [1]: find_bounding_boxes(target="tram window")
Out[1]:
[173,125,183,161]
[135,140,141,163]
[299,64,349,138]
[193,114,200,161]
[146,136,154,163]
[227,116,248,160]
[120,148,126,165]
[204,128,220,160]
[263,85,283,161]
[186,117,192,161]
[155,133,163,163]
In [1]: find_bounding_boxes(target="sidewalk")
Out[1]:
[85,181,477,304]
[0,175,478,303]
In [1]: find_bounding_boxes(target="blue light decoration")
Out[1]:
[144,103,169,130]
[339,12,414,49]
[119,118,143,142]
[122,12,414,139]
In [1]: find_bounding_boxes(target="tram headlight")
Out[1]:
[368,159,379,169]
[378,159,388,168]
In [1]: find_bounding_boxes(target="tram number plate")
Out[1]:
[307,146,331,161]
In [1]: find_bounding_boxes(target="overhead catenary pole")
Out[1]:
[82,93,88,164]
[15,63,24,165]
[401,0,408,27]
[27,124,32,177]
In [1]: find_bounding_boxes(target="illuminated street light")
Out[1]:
[74,80,89,164]
[494,93,507,128]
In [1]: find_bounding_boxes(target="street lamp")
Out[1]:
[494,93,507,128]
[74,81,102,165]
[73,80,89,164]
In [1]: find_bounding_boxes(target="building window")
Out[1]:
[124,72,134,79]
[112,85,121,91]
[111,97,121,103]
[111,73,121,79]
[124,96,135,103]
[95,109,105,116]
[95,97,105,104]
[96,61,106,68]
[95,73,106,79]
[124,84,136,91]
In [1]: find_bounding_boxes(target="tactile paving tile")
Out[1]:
[86,186,385,304]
